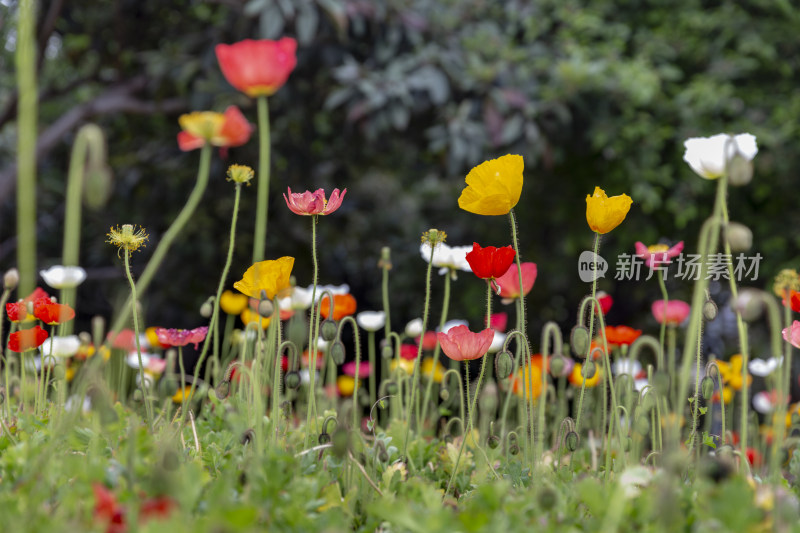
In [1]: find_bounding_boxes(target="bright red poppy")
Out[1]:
[93,483,176,533]
[604,325,642,346]
[33,298,75,325]
[416,331,438,351]
[784,290,800,313]
[8,325,49,353]
[400,344,419,360]
[490,312,508,332]
[436,325,494,362]
[6,301,29,322]
[596,291,613,315]
[215,38,298,98]
[319,294,357,321]
[465,243,515,281]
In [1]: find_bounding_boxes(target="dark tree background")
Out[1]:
[1,0,799,357]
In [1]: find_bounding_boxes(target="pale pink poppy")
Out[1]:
[342,360,371,378]
[651,300,691,325]
[283,188,346,216]
[436,325,494,362]
[783,320,800,349]
[635,241,684,268]
[155,327,209,349]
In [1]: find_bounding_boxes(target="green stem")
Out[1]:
[657,270,669,380]
[304,216,321,448]
[252,96,271,263]
[124,249,154,429]
[367,330,376,409]
[421,271,451,424]
[508,209,527,338]
[108,143,212,342]
[575,233,601,432]
[0,288,10,419]
[15,0,37,297]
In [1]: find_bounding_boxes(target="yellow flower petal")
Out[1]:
[178,111,225,141]
[458,154,524,216]
[585,186,633,234]
[233,257,295,300]
[240,308,271,329]
[220,290,249,315]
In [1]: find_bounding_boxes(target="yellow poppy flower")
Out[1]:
[337,375,358,397]
[568,363,602,388]
[512,365,544,399]
[390,358,415,375]
[716,354,751,391]
[240,308,271,329]
[233,257,295,300]
[220,290,249,315]
[585,187,633,234]
[421,357,445,383]
[458,154,524,216]
[172,385,193,404]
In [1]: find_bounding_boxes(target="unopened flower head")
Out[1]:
[773,269,800,298]
[227,164,255,185]
[421,228,447,247]
[106,224,149,256]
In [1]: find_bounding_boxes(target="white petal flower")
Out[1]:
[683,133,757,179]
[748,356,781,377]
[356,310,386,332]
[488,331,506,353]
[40,335,81,357]
[612,358,642,377]
[753,391,776,414]
[438,319,469,334]
[280,286,314,311]
[307,284,350,302]
[40,265,87,289]
[405,318,423,337]
[420,243,472,278]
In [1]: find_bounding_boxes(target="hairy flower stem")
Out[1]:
[183,182,242,427]
[657,271,669,386]
[420,272,451,425]
[401,243,436,461]
[108,144,212,342]
[575,233,601,432]
[508,210,527,337]
[0,288,10,418]
[538,323,562,463]
[124,249,154,429]
[270,304,283,445]
[304,216,321,448]
[367,331,376,409]
[15,0,37,297]
[252,96,272,263]
[338,317,363,434]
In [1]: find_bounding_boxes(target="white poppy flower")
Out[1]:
[356,311,386,332]
[405,318,424,337]
[612,358,642,377]
[438,319,469,334]
[280,286,314,311]
[488,330,506,353]
[40,335,81,358]
[748,356,782,377]
[682,133,757,179]
[307,284,350,302]
[40,265,87,289]
[752,391,776,414]
[420,242,472,279]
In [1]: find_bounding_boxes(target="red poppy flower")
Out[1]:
[604,325,642,346]
[215,38,298,97]
[107,329,137,351]
[400,344,419,360]
[6,301,29,323]
[416,331,438,351]
[33,298,75,325]
[495,262,537,302]
[319,294,357,321]
[784,290,800,313]
[436,325,494,362]
[465,243,515,281]
[284,188,346,216]
[490,312,508,332]
[155,327,209,349]
[93,483,126,533]
[596,291,613,315]
[7,325,49,353]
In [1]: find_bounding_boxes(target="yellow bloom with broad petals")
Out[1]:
[337,375,357,397]
[234,257,295,300]
[220,290,249,315]
[421,357,445,383]
[172,385,193,404]
[458,154,524,216]
[178,112,226,143]
[585,187,633,234]
[390,358,415,375]
[716,354,751,391]
[240,308,271,329]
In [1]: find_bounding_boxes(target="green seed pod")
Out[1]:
[381,344,394,359]
[701,376,715,400]
[52,365,66,381]
[487,435,501,449]
[257,299,274,318]
[565,431,579,452]
[653,371,670,397]
[634,416,650,436]
[321,319,338,341]
[538,487,558,511]
[581,360,597,379]
[571,325,591,357]
[550,355,566,377]
[285,371,301,390]
[495,350,513,379]
[439,388,450,402]
[215,380,230,400]
[330,341,346,365]
[509,444,520,455]
[703,299,718,321]
[331,428,350,458]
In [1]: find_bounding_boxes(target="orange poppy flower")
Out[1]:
[319,294,357,321]
[512,364,544,399]
[604,325,642,346]
[8,325,49,353]
[33,298,75,325]
[215,38,297,98]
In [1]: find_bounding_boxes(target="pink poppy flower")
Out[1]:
[495,262,537,304]
[284,188,346,216]
[634,241,684,268]
[490,312,508,332]
[155,327,209,349]
[651,300,691,325]
[783,320,800,349]
[343,360,371,378]
[436,325,494,362]
[416,331,438,351]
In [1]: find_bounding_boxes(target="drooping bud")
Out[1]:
[3,268,19,290]
[494,350,513,379]
[199,296,214,318]
[215,380,230,399]
[550,355,566,377]
[439,388,450,402]
[385,381,398,395]
[330,341,346,365]
[321,319,338,341]
[565,431,579,452]
[240,428,255,445]
[570,325,591,357]
[581,360,596,380]
[257,298,274,318]
[733,289,763,322]
[701,376,715,400]
[381,344,393,359]
[331,428,350,458]
[285,371,301,390]
[703,299,718,322]
[487,435,501,449]
[726,222,752,252]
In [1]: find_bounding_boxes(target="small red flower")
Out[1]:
[783,290,800,313]
[8,326,49,353]
[93,483,126,533]
[400,344,419,360]
[319,294,357,321]
[216,38,298,98]
[32,298,75,325]
[596,291,613,315]
[284,188,346,216]
[416,331,438,351]
[6,301,29,323]
[490,312,508,332]
[177,106,253,151]
[604,325,642,346]
[465,243,516,281]
[437,325,494,362]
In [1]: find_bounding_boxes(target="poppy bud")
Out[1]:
[318,432,331,445]
[240,428,255,445]
[439,388,450,402]
[634,416,650,436]
[200,297,214,318]
[550,355,566,377]
[495,350,513,379]
[52,365,66,381]
[3,269,19,290]
[385,381,398,395]
[570,325,590,358]
[509,443,520,455]
[285,371,301,390]
[565,431,579,452]
[331,428,350,458]
[487,435,501,449]
[215,380,230,399]
[257,299,274,318]
[703,299,718,321]
[639,392,656,413]
[538,487,558,511]
[381,344,393,359]
[581,360,596,379]
[728,154,753,186]
[701,376,715,400]
[330,341,346,365]
[726,222,752,252]
[321,319,338,341]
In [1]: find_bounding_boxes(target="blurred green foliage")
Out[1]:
[1,0,799,343]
